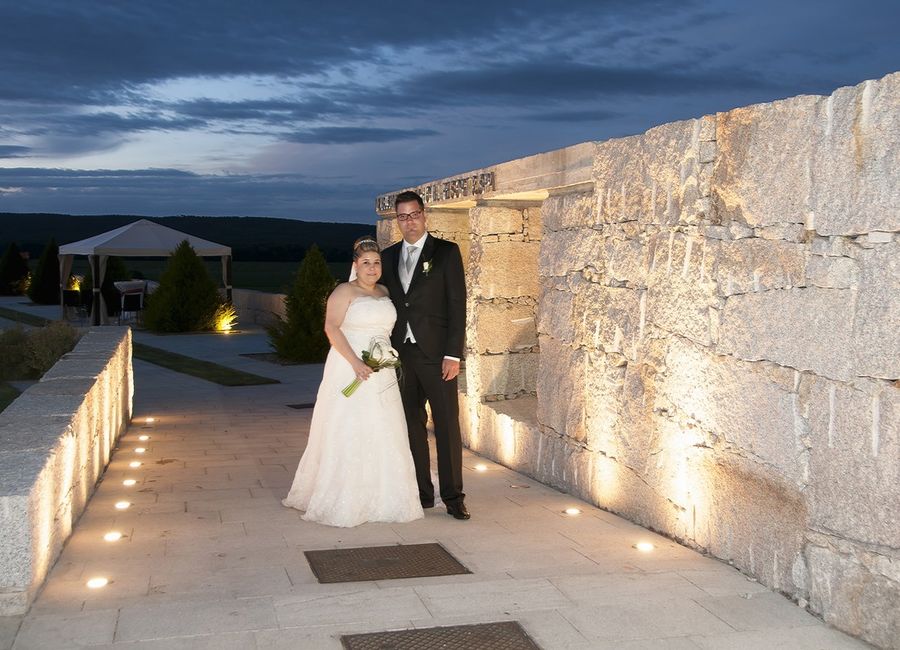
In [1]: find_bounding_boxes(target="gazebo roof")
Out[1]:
[59,219,231,257]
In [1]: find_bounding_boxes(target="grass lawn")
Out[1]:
[0,306,49,327]
[0,381,21,413]
[132,342,279,386]
[0,306,278,387]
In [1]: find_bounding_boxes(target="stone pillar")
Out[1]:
[464,202,541,403]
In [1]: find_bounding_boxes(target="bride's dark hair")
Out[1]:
[352,236,380,259]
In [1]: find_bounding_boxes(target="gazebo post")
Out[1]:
[91,255,101,326]
[223,254,233,303]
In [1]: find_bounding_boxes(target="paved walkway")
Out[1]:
[0,302,870,649]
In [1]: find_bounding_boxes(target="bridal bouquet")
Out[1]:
[341,336,401,397]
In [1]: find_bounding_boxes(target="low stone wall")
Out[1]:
[232,288,286,327]
[0,327,133,615]
[377,72,899,648]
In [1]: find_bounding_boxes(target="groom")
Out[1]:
[381,190,470,520]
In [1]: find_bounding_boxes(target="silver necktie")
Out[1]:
[405,246,417,276]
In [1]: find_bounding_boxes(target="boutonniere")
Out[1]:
[422,260,433,276]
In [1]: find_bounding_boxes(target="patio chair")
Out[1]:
[118,289,144,325]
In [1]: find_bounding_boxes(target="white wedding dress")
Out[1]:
[282,295,424,527]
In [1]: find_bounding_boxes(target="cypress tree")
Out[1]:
[0,242,30,296]
[27,237,60,304]
[143,241,222,332]
[268,245,335,362]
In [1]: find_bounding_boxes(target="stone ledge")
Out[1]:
[0,326,132,615]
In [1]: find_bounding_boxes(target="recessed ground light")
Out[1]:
[508,484,530,489]
[86,577,108,589]
[138,435,150,441]
[114,501,130,510]
[145,417,155,424]
[564,508,582,515]
[634,542,655,552]
[474,464,488,471]
[134,447,146,454]
[122,479,136,486]
[103,531,123,542]
[129,461,141,468]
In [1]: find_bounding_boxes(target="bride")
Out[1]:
[282,237,424,527]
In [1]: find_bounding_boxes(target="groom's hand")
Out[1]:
[442,358,460,381]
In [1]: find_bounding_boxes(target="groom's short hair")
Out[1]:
[395,190,424,210]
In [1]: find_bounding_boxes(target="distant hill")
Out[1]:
[0,213,374,263]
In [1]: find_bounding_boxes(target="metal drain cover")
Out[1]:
[341,621,541,650]
[304,543,470,583]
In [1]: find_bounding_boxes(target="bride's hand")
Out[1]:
[351,358,373,381]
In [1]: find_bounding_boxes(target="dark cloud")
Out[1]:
[0,145,31,158]
[286,127,439,144]
[524,109,623,123]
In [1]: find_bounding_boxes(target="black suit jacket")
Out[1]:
[381,234,466,362]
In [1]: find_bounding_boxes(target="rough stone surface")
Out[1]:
[719,288,854,381]
[0,327,133,616]
[385,70,900,648]
[470,206,524,234]
[469,301,536,354]
[810,73,900,236]
[470,240,540,299]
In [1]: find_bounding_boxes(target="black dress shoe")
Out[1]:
[421,500,435,509]
[445,501,470,520]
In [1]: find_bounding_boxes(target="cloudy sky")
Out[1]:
[0,1,897,223]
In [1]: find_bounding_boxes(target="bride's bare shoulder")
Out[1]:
[375,284,391,298]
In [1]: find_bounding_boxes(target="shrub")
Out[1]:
[143,240,223,332]
[0,242,30,296]
[0,322,80,380]
[24,321,80,376]
[0,327,30,380]
[267,245,335,362]
[27,237,60,304]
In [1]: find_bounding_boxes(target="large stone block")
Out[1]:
[536,283,576,343]
[469,240,540,299]
[852,242,900,380]
[541,191,595,231]
[602,235,651,287]
[719,288,854,381]
[571,278,643,356]
[712,94,820,228]
[536,336,586,441]
[469,301,536,353]
[712,237,808,296]
[811,73,900,236]
[657,337,803,483]
[582,352,626,456]
[538,228,604,277]
[805,542,900,649]
[806,376,899,547]
[468,352,538,397]
[470,206,523,235]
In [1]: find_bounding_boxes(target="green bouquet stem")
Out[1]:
[341,377,362,397]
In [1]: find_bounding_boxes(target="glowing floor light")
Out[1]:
[138,435,150,441]
[134,447,146,454]
[86,577,108,589]
[129,461,141,468]
[634,542,655,552]
[145,417,155,424]
[114,501,130,510]
[103,531,123,542]
[564,507,582,516]
[123,479,137,487]
[474,464,488,472]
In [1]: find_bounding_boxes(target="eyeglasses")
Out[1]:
[396,210,423,222]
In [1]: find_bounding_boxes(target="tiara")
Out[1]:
[354,238,378,248]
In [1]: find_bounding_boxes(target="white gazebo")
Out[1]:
[58,219,232,325]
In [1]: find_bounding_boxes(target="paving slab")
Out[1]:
[0,311,870,649]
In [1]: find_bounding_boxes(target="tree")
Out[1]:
[27,237,60,304]
[268,245,335,362]
[143,241,223,332]
[0,242,30,296]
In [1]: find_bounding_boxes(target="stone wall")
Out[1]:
[0,327,133,615]
[376,71,899,648]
